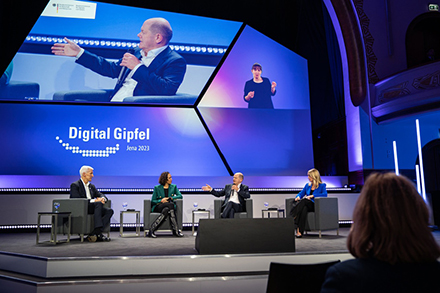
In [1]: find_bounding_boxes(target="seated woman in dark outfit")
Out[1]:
[148,171,183,238]
[290,168,327,238]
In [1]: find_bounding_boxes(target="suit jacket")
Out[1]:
[76,46,186,98]
[321,258,440,293]
[151,184,183,212]
[70,179,108,201]
[296,183,327,203]
[211,184,250,211]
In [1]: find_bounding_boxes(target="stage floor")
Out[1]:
[0,228,347,258]
[1,228,439,293]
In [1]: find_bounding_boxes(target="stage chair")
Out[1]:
[123,93,198,104]
[266,260,340,293]
[285,197,339,238]
[52,198,112,242]
[0,81,40,100]
[214,198,253,219]
[143,199,183,236]
[53,90,197,104]
[52,89,113,102]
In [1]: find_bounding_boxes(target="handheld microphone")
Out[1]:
[116,48,136,85]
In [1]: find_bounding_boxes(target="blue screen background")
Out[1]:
[0,2,322,189]
[30,1,241,46]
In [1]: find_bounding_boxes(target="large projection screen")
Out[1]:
[0,0,345,190]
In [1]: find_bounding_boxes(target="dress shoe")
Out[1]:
[97,234,111,242]
[148,231,157,238]
[87,235,97,242]
[295,234,302,238]
[174,230,184,237]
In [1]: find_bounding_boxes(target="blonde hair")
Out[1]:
[307,168,322,189]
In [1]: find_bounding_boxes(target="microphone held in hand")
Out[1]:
[116,48,136,85]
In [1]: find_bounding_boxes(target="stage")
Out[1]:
[0,190,361,292]
[0,227,351,293]
[1,228,438,293]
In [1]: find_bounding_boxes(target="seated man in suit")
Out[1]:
[70,165,114,242]
[202,172,250,218]
[51,17,186,101]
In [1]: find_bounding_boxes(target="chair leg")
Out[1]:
[319,230,322,238]
[337,228,339,236]
[81,234,84,242]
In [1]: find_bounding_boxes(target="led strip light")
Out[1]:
[0,187,353,193]
[24,34,228,55]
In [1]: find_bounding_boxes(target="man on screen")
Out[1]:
[70,165,114,242]
[51,17,186,101]
[202,172,250,218]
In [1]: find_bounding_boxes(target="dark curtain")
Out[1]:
[294,0,344,130]
[322,1,344,119]
[294,0,347,175]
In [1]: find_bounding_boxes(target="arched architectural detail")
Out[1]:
[352,0,379,84]
[406,12,440,68]
[330,0,369,106]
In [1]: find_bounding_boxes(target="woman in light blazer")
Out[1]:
[291,168,327,238]
[148,171,183,238]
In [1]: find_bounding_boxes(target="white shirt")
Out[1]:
[110,45,168,102]
[229,183,241,204]
[80,178,95,203]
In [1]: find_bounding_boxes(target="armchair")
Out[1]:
[143,199,183,236]
[214,198,253,219]
[285,197,339,238]
[123,93,197,104]
[266,260,340,293]
[52,90,197,105]
[0,81,40,100]
[52,89,112,102]
[52,198,112,242]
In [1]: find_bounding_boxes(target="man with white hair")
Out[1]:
[70,166,114,242]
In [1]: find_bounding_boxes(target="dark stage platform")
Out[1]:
[1,228,346,258]
[1,228,439,293]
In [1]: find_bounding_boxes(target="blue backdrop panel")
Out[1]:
[30,1,241,45]
[0,103,229,177]
[199,107,314,176]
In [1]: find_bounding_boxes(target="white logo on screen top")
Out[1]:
[55,136,119,157]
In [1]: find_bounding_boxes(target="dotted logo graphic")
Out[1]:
[55,136,119,157]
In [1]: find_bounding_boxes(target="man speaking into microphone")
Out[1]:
[51,17,186,102]
[202,173,251,218]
